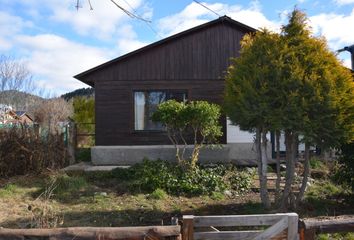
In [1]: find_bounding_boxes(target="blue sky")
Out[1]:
[1,0,354,95]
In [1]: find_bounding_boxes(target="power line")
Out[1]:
[110,0,151,23]
[117,0,162,38]
[193,0,221,17]
[75,0,161,38]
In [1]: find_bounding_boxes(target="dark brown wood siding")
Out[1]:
[87,22,250,145]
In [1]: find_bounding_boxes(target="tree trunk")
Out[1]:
[296,142,310,207]
[275,130,281,203]
[279,130,297,210]
[256,128,270,209]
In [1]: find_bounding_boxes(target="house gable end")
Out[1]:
[75,17,255,85]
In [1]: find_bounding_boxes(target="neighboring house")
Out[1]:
[14,111,33,125]
[75,16,271,165]
[0,110,33,126]
[0,105,33,126]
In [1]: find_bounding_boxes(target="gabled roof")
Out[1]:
[15,111,26,117]
[74,16,256,83]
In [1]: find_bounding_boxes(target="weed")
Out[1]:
[28,179,64,228]
[310,158,326,170]
[52,174,88,195]
[211,191,224,200]
[306,180,347,200]
[316,232,354,240]
[149,188,167,200]
[0,183,19,197]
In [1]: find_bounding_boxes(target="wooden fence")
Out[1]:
[299,216,354,240]
[0,226,181,240]
[181,213,299,240]
[2,214,353,240]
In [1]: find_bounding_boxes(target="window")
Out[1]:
[134,90,187,131]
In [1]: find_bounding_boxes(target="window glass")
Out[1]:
[134,91,187,130]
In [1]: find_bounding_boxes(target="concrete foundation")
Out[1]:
[91,143,273,166]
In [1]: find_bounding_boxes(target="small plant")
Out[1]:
[53,174,87,194]
[39,172,88,200]
[306,180,348,200]
[0,183,19,197]
[316,232,354,240]
[29,178,64,228]
[211,191,224,200]
[309,158,325,170]
[149,188,167,200]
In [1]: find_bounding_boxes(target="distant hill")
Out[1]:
[0,90,44,112]
[61,87,94,100]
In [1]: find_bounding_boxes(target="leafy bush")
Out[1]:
[152,100,222,169]
[112,159,254,196]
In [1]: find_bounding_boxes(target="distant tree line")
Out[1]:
[61,87,94,101]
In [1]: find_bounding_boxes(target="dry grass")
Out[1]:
[0,170,352,229]
[0,172,264,228]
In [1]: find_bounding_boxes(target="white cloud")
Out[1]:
[115,25,148,54]
[48,0,148,40]
[334,0,354,5]
[0,6,150,94]
[14,34,111,93]
[309,9,354,50]
[157,1,280,37]
[6,0,150,41]
[0,11,32,50]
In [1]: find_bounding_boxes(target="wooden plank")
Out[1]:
[287,213,299,240]
[193,214,292,227]
[301,216,354,233]
[253,217,288,240]
[0,226,181,240]
[182,215,194,240]
[194,230,261,240]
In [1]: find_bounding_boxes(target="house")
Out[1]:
[14,111,33,125]
[75,16,272,165]
[0,106,33,126]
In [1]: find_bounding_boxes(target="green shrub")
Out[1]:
[149,188,167,200]
[112,159,253,196]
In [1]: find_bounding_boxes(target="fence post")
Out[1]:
[287,213,299,240]
[67,121,77,164]
[182,215,194,240]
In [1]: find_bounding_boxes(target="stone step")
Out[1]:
[62,162,130,172]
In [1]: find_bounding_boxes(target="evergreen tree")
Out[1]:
[224,9,354,209]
